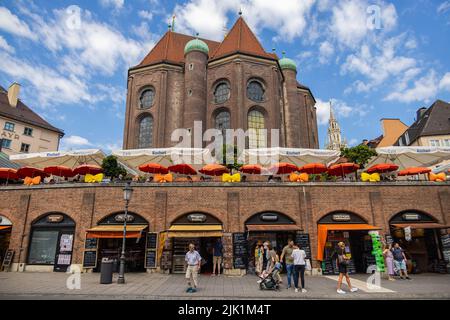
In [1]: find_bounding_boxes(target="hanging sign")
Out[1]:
[47,215,64,223]
[114,214,135,223]
[332,214,351,222]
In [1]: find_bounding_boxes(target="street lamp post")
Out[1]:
[118,182,134,284]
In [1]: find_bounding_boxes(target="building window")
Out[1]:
[24,127,33,136]
[429,140,440,147]
[247,80,265,102]
[214,82,230,104]
[139,88,155,109]
[138,116,153,148]
[215,110,231,133]
[27,230,59,265]
[188,63,194,70]
[4,122,15,132]
[20,143,30,153]
[443,139,450,147]
[1,139,12,149]
[248,109,266,148]
[405,132,410,145]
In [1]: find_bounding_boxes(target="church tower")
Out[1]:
[325,102,347,151]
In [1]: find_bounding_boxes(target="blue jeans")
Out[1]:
[286,264,294,287]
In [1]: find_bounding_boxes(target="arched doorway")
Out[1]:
[0,215,12,268]
[84,212,149,273]
[389,211,450,274]
[317,211,381,275]
[244,212,302,274]
[167,212,223,274]
[27,213,76,272]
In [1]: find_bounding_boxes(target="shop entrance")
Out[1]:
[172,237,221,274]
[95,237,146,273]
[0,216,12,266]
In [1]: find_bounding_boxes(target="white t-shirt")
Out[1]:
[292,248,306,265]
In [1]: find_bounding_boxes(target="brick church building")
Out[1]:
[123,16,319,150]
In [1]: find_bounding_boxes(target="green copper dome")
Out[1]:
[184,38,209,56]
[279,56,297,72]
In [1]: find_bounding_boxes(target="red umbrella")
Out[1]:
[0,168,18,180]
[139,163,169,174]
[268,163,298,175]
[366,164,399,174]
[44,166,75,178]
[239,164,262,175]
[398,167,431,176]
[298,163,327,174]
[168,164,197,175]
[199,164,229,176]
[327,163,360,177]
[73,165,103,176]
[17,167,49,179]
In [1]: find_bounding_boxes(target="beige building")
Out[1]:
[364,118,408,148]
[0,83,64,156]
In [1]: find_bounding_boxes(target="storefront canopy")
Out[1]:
[244,148,340,167]
[167,225,223,238]
[391,223,450,230]
[317,224,381,261]
[366,147,450,171]
[86,225,147,239]
[246,224,301,232]
[0,226,12,231]
[10,149,106,170]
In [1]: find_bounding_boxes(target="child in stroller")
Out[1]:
[257,260,283,290]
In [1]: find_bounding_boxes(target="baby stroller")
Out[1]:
[257,263,282,290]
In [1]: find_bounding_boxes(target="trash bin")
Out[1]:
[100,258,113,284]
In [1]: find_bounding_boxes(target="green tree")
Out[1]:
[101,155,127,179]
[340,145,377,170]
[218,144,243,173]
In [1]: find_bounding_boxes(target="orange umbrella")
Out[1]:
[239,164,262,175]
[44,166,75,178]
[0,168,18,180]
[73,164,103,176]
[366,164,399,174]
[168,164,197,175]
[199,164,229,176]
[268,163,298,175]
[298,163,327,174]
[327,163,360,177]
[398,167,431,176]
[17,167,49,179]
[139,163,169,174]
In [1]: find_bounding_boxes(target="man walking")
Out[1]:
[185,243,202,293]
[392,243,411,280]
[280,239,295,289]
[212,238,223,276]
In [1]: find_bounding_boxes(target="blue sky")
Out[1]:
[0,0,449,151]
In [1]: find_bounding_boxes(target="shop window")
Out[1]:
[24,127,33,136]
[28,230,59,265]
[443,139,450,147]
[139,88,155,109]
[4,122,15,132]
[20,143,30,153]
[138,116,153,149]
[1,139,12,149]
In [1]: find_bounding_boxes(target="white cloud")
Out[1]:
[99,0,125,10]
[0,6,37,40]
[318,41,334,64]
[139,10,153,21]
[0,35,15,53]
[315,99,359,126]
[438,72,450,91]
[60,135,92,150]
[385,70,440,103]
[437,1,450,13]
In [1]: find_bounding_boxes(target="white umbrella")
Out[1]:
[243,147,340,167]
[10,149,106,169]
[367,146,450,171]
[112,148,211,172]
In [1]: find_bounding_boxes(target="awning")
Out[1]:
[86,225,148,239]
[317,224,382,261]
[0,226,12,231]
[392,223,450,230]
[246,224,301,232]
[167,225,223,238]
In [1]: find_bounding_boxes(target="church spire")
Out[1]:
[325,100,347,151]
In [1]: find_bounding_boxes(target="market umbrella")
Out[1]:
[0,168,19,184]
[139,163,169,174]
[199,164,229,176]
[243,148,340,167]
[73,164,103,176]
[366,163,399,174]
[298,163,328,174]
[168,164,197,175]
[17,167,49,179]
[44,166,75,178]
[366,146,450,171]
[327,163,360,177]
[268,162,298,175]
[398,167,432,176]
[239,164,262,175]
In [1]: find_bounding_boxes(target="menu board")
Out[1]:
[85,238,98,250]
[295,233,312,259]
[82,250,97,268]
[233,233,248,269]
[1,249,14,270]
[441,234,450,264]
[146,251,156,269]
[147,233,158,250]
[145,232,158,269]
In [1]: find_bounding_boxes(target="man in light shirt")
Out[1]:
[185,243,202,293]
[292,245,307,293]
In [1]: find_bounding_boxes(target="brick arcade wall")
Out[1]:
[0,183,448,269]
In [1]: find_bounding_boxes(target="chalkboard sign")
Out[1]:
[147,233,158,250]
[85,238,98,250]
[233,233,248,269]
[441,234,450,264]
[1,249,14,271]
[82,250,97,268]
[145,250,157,269]
[295,233,312,260]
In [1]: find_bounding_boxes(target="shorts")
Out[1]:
[213,256,222,264]
[338,264,348,274]
[394,259,407,271]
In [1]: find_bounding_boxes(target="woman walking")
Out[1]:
[383,244,395,281]
[335,242,358,295]
[292,245,307,293]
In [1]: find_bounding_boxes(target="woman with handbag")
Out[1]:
[335,242,358,295]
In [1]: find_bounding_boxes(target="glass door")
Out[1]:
[54,231,74,272]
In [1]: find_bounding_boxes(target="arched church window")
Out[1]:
[139,88,155,109]
[214,82,230,104]
[247,80,264,102]
[215,110,231,133]
[138,115,153,148]
[248,109,266,148]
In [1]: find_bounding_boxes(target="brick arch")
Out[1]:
[243,210,299,225]
[387,209,439,224]
[30,212,76,226]
[317,210,369,224]
[168,211,224,226]
[95,211,149,225]
[0,213,14,226]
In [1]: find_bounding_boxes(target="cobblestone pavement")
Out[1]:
[1,272,449,300]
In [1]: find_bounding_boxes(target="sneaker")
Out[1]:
[406,277,411,280]
[350,288,358,293]
[295,288,299,293]
[337,289,346,294]
[301,289,307,293]
[186,287,192,293]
